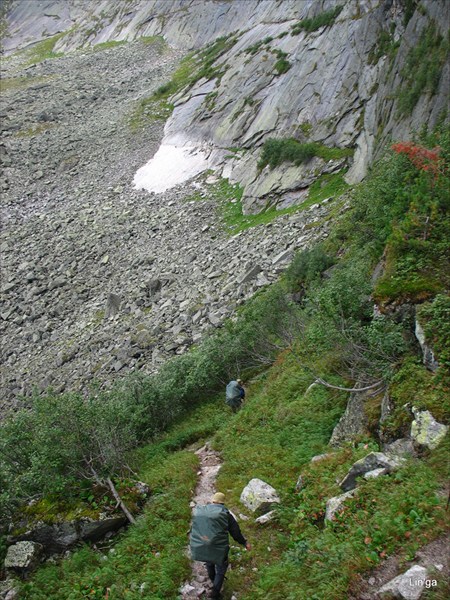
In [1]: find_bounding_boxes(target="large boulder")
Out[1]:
[240,478,280,514]
[339,452,405,492]
[325,489,357,522]
[378,565,430,599]
[4,541,43,575]
[410,408,448,450]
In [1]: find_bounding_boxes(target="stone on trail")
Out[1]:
[378,565,429,600]
[240,478,280,514]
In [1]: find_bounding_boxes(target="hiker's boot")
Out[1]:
[208,589,221,599]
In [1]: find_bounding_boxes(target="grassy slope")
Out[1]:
[18,354,449,599]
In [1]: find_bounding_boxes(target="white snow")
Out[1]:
[133,144,210,194]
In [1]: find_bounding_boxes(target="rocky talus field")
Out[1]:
[0,38,334,412]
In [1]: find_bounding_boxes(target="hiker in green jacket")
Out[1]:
[190,492,251,599]
[225,379,245,413]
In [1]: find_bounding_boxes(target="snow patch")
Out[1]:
[133,144,210,194]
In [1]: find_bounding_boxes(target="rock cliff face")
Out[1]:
[4,0,448,212]
[0,0,448,411]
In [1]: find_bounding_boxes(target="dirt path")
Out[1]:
[180,442,224,600]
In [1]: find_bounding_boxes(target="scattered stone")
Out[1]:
[255,510,276,524]
[325,490,357,522]
[311,453,333,463]
[240,478,280,514]
[410,408,448,450]
[105,293,122,318]
[4,541,43,574]
[329,386,370,447]
[237,265,262,285]
[339,452,405,492]
[378,565,430,600]
[295,475,303,492]
[363,467,387,480]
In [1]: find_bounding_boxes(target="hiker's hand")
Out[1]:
[245,543,251,551]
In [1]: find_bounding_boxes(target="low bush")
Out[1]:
[257,138,353,170]
[285,245,335,293]
[291,6,343,35]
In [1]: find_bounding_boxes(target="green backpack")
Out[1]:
[190,504,229,564]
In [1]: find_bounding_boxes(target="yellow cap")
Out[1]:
[212,492,226,504]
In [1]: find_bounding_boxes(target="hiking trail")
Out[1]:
[180,442,234,600]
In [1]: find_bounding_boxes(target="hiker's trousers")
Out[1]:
[205,559,229,595]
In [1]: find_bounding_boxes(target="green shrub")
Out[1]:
[273,49,291,74]
[258,139,318,169]
[291,6,343,35]
[397,22,448,116]
[285,245,335,293]
[258,138,353,170]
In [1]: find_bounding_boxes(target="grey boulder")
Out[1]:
[240,478,280,514]
[4,541,43,574]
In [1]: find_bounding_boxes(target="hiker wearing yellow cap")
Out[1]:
[190,492,251,599]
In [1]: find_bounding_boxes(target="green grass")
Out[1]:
[22,32,66,65]
[222,172,349,233]
[291,6,343,35]
[0,75,49,93]
[129,34,239,130]
[368,28,400,65]
[258,138,353,170]
[183,172,348,235]
[211,351,449,600]
[15,123,55,137]
[93,40,127,52]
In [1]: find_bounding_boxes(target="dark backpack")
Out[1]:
[190,504,229,564]
[226,381,242,407]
